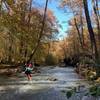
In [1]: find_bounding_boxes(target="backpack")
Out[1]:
[25,67,33,72]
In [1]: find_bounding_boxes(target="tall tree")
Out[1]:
[92,0,100,54]
[27,0,49,63]
[60,0,84,51]
[73,16,84,49]
[83,0,98,60]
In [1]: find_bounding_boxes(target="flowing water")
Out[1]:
[0,66,89,100]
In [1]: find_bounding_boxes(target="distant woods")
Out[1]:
[0,0,58,64]
[0,0,100,65]
[60,0,100,63]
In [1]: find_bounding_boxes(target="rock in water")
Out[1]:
[82,95,96,100]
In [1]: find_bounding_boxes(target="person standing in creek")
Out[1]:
[24,62,33,81]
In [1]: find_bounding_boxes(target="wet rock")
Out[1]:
[33,67,41,73]
[95,77,100,83]
[76,85,86,92]
[82,95,96,100]
[47,77,58,81]
[36,70,41,73]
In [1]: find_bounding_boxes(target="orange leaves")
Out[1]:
[47,9,56,23]
[60,0,83,13]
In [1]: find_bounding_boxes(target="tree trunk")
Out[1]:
[83,0,99,61]
[92,0,100,57]
[95,0,100,19]
[80,15,85,48]
[74,17,84,50]
[0,0,2,15]
[8,33,13,63]
[26,0,49,63]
